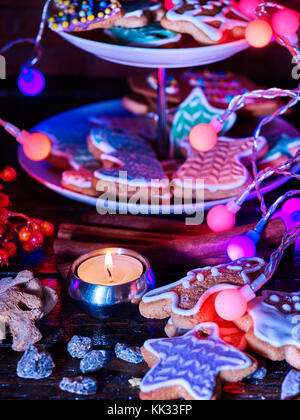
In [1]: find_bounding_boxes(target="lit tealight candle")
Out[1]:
[77,250,144,286]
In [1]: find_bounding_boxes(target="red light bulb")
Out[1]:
[207,204,236,233]
[22,133,52,161]
[215,289,248,321]
[237,0,261,20]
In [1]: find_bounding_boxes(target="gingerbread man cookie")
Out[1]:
[140,257,265,331]
[235,291,300,370]
[161,0,249,45]
[49,0,124,32]
[88,127,170,202]
[140,322,257,400]
[172,135,268,200]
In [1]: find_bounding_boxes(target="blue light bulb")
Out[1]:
[18,67,45,96]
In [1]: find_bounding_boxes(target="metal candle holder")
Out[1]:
[66,247,155,318]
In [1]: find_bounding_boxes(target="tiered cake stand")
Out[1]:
[19,33,300,213]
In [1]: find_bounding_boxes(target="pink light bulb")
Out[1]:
[271,9,299,38]
[215,289,248,321]
[22,133,52,161]
[282,198,300,215]
[189,122,219,152]
[207,204,236,233]
[227,235,256,261]
[237,0,261,20]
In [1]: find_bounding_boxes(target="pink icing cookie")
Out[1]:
[140,322,257,400]
[235,290,300,369]
[61,169,99,197]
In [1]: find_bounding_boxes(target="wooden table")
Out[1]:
[0,79,299,400]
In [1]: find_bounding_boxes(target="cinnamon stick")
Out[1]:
[144,218,286,269]
[54,218,286,269]
[81,213,211,236]
[57,223,187,245]
[54,239,146,259]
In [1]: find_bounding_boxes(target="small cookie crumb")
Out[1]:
[129,377,142,388]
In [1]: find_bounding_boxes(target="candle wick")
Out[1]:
[107,267,112,278]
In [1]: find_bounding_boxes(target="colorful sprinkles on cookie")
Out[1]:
[49,0,123,32]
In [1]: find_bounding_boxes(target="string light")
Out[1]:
[237,0,262,19]
[245,18,273,48]
[215,223,300,321]
[188,120,222,152]
[0,0,51,96]
[0,118,52,161]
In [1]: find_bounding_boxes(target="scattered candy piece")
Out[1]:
[281,370,300,400]
[115,342,143,364]
[17,345,55,379]
[80,350,104,374]
[246,360,267,380]
[67,335,93,359]
[59,376,98,395]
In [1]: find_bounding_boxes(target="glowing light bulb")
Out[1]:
[271,9,299,38]
[227,235,256,261]
[207,204,236,233]
[245,19,273,48]
[22,133,52,161]
[237,0,261,19]
[282,198,300,215]
[189,120,222,153]
[18,67,45,96]
[215,289,248,321]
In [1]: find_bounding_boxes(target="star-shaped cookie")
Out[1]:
[140,322,257,400]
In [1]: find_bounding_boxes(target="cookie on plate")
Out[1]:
[161,0,249,45]
[140,257,266,330]
[61,168,99,197]
[235,290,300,370]
[49,0,125,32]
[140,322,258,400]
[258,134,300,170]
[88,127,170,202]
[113,0,166,28]
[171,135,268,200]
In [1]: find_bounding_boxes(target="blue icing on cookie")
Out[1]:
[97,152,166,182]
[90,127,155,156]
[262,133,300,161]
[105,22,181,47]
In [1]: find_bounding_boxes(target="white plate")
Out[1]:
[18,99,300,215]
[59,31,249,68]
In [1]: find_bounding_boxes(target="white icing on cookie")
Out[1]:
[228,265,242,271]
[142,257,265,316]
[211,267,220,276]
[166,0,248,42]
[249,290,300,349]
[270,295,280,303]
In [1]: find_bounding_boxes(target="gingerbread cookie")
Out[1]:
[140,258,265,331]
[258,134,300,170]
[170,87,237,157]
[61,168,99,197]
[140,322,257,400]
[113,0,166,28]
[105,22,182,47]
[161,0,249,45]
[172,135,268,200]
[235,291,300,370]
[88,127,170,202]
[121,93,152,115]
[49,0,124,32]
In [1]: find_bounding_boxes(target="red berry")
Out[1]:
[0,208,8,223]
[19,227,32,242]
[0,248,9,265]
[0,194,9,208]
[29,232,44,247]
[30,222,41,232]
[22,242,34,252]
[40,221,54,237]
[0,167,17,182]
[4,242,17,257]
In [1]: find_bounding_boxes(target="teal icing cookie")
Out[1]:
[260,133,300,165]
[104,22,181,47]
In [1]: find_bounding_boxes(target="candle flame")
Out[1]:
[105,251,113,278]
